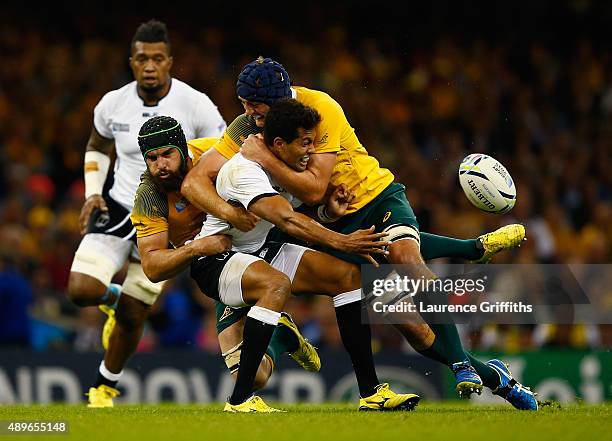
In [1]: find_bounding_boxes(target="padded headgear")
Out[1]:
[138,116,188,163]
[236,56,291,105]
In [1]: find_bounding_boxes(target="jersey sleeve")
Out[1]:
[187,137,219,163]
[130,173,170,238]
[313,94,344,154]
[223,160,278,209]
[93,92,115,139]
[213,114,258,160]
[192,93,227,138]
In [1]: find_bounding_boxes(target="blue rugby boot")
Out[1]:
[452,360,483,398]
[487,359,538,410]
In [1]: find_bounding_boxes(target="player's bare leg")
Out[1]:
[104,295,149,373]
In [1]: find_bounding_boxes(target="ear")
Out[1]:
[167,56,174,69]
[272,137,286,151]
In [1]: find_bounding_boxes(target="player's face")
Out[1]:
[273,128,316,172]
[145,146,184,191]
[130,42,173,93]
[238,97,270,127]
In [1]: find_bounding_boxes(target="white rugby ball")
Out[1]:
[458,153,516,214]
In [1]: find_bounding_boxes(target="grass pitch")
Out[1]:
[0,402,609,441]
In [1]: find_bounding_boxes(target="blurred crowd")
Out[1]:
[0,4,610,355]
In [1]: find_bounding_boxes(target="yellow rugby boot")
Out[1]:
[223,396,285,413]
[278,312,321,372]
[358,383,420,411]
[99,304,115,351]
[87,384,120,408]
[473,224,526,263]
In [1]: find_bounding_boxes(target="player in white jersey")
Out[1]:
[66,20,225,406]
[190,100,419,412]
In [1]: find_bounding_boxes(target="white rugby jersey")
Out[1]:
[194,153,301,253]
[93,78,226,210]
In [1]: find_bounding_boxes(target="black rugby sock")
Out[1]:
[229,307,279,405]
[334,290,379,398]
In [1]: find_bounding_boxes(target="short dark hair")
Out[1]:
[131,19,171,53]
[263,98,322,146]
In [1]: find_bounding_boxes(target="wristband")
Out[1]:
[84,151,110,198]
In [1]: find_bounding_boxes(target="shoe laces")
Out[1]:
[375,383,392,396]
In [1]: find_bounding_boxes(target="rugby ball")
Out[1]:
[458,154,516,214]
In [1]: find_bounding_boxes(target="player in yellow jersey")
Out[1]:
[181,58,537,410]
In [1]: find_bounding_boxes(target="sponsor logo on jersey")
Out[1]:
[95,212,110,228]
[383,211,392,223]
[259,248,269,258]
[175,197,189,213]
[111,122,130,132]
[142,112,159,118]
[272,186,286,193]
[215,252,231,261]
[317,133,329,145]
[219,306,234,322]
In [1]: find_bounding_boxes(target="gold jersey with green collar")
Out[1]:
[214,86,394,214]
[130,137,218,247]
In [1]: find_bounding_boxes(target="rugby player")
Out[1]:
[181,58,537,410]
[70,20,228,407]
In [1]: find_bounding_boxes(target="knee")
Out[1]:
[263,273,292,302]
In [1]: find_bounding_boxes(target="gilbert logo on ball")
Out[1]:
[458,154,516,214]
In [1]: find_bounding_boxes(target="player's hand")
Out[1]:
[79,195,107,235]
[326,184,355,219]
[340,226,390,267]
[227,205,260,232]
[190,234,232,257]
[240,134,272,166]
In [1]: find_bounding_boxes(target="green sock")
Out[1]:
[428,323,468,365]
[416,336,448,365]
[414,291,468,365]
[419,232,483,261]
[466,353,500,389]
[266,324,299,364]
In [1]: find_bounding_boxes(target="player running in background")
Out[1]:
[181,58,537,410]
[68,20,227,407]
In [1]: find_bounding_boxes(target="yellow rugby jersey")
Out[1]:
[130,137,218,247]
[214,86,394,213]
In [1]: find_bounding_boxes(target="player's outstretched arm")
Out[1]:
[241,134,336,205]
[249,195,389,265]
[138,231,231,283]
[181,148,259,232]
[79,128,115,234]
